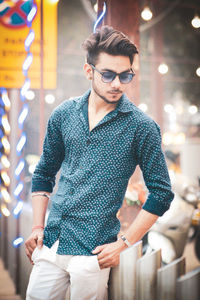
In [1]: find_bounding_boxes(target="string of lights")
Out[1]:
[93,2,106,33]
[0,88,11,220]
[12,1,37,248]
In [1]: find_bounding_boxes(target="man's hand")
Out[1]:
[25,229,44,264]
[92,239,126,269]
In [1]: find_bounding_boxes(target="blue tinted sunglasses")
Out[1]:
[90,64,135,84]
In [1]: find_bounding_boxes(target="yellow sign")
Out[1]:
[0,0,57,89]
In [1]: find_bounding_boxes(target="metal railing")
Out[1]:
[136,248,161,300]
[107,242,200,300]
[109,241,142,300]
[176,266,200,300]
[157,256,185,300]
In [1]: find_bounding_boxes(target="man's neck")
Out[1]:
[88,89,118,114]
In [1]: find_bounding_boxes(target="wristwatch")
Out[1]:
[120,235,132,247]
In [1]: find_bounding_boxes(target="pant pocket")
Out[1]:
[31,247,39,263]
[85,255,101,272]
[94,255,101,271]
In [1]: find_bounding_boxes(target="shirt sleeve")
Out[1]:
[135,120,174,216]
[31,108,65,193]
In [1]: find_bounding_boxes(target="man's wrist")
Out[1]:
[120,235,132,247]
[32,225,44,232]
[31,192,50,200]
[117,235,133,250]
[117,237,128,251]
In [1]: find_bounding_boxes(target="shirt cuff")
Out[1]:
[31,180,53,193]
[142,191,174,216]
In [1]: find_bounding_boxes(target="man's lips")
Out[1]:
[108,91,122,95]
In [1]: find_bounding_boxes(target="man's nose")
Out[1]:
[110,75,121,88]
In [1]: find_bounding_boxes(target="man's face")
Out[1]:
[89,52,133,104]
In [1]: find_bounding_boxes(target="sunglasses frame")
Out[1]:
[90,64,135,84]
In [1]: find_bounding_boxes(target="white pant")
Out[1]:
[26,241,110,300]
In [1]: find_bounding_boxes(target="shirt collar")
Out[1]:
[74,89,134,114]
[74,89,90,110]
[115,93,134,113]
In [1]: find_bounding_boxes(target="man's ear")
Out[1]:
[83,63,93,80]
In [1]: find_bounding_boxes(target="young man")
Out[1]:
[25,26,174,300]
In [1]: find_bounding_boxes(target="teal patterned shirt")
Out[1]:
[32,89,174,255]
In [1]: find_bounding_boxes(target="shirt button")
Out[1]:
[86,139,91,145]
[69,187,75,195]
[62,215,67,220]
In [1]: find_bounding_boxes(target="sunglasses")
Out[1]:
[90,64,135,84]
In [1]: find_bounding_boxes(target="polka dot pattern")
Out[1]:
[32,89,174,256]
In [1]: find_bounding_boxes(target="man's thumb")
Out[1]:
[92,245,105,254]
[37,235,43,249]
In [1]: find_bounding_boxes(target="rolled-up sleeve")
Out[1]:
[135,120,174,216]
[31,108,65,193]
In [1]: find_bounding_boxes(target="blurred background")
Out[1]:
[0,0,200,299]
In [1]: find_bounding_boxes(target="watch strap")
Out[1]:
[120,235,132,247]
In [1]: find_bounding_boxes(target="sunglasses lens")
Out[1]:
[102,72,116,83]
[119,73,134,83]
[101,70,135,83]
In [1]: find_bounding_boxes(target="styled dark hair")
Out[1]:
[82,25,138,65]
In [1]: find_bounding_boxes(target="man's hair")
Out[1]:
[82,26,138,66]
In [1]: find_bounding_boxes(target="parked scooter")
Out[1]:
[145,175,200,264]
[188,178,200,260]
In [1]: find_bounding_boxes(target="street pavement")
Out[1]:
[0,259,22,300]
